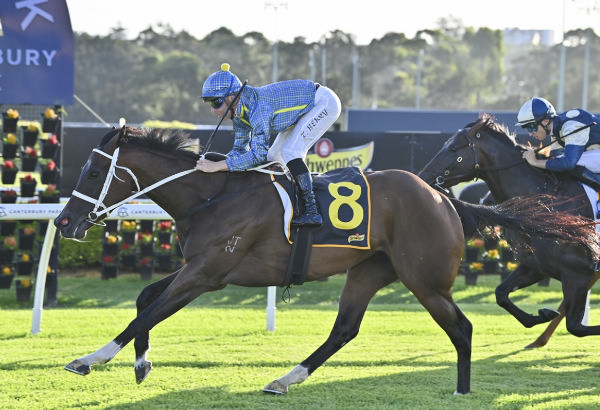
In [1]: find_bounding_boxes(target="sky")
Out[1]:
[66,0,600,45]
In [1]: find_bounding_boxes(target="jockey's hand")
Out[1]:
[522,147,547,169]
[195,158,229,173]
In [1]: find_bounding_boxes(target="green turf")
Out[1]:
[1,273,599,409]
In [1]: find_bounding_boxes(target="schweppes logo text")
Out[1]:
[306,141,374,173]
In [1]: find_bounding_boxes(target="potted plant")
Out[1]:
[484,226,501,250]
[16,253,33,276]
[18,223,36,250]
[137,231,154,256]
[2,159,18,184]
[502,261,519,281]
[0,265,14,289]
[2,108,19,133]
[40,159,58,184]
[140,220,154,234]
[482,249,501,274]
[0,220,17,236]
[498,239,515,262]
[0,189,17,204]
[103,233,119,255]
[155,243,172,271]
[20,146,38,172]
[464,237,483,262]
[22,124,39,147]
[2,132,18,159]
[465,261,482,285]
[120,243,136,269]
[0,235,16,264]
[40,133,59,159]
[41,107,58,133]
[16,277,33,301]
[139,256,154,280]
[156,220,173,244]
[101,255,118,280]
[120,220,137,244]
[20,173,37,197]
[39,184,60,203]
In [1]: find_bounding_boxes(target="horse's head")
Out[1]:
[418,114,522,190]
[54,126,138,239]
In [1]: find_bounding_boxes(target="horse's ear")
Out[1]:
[117,125,128,144]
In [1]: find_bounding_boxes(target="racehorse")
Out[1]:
[418,113,600,348]
[54,126,598,395]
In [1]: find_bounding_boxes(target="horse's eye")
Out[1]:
[89,170,100,179]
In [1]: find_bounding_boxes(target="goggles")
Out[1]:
[203,97,225,109]
[521,122,539,133]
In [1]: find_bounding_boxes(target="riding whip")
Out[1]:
[200,80,248,156]
[534,122,597,153]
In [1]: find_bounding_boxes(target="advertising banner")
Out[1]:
[0,0,74,105]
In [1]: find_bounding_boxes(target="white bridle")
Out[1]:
[71,147,196,222]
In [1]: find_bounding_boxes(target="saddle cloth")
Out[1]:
[271,167,371,249]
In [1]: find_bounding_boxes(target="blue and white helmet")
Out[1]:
[515,97,557,126]
[201,63,242,99]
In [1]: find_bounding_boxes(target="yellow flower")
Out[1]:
[2,266,11,275]
[44,108,57,119]
[5,133,17,144]
[498,239,509,248]
[6,108,19,119]
[107,234,118,243]
[122,220,136,231]
[20,278,31,287]
[47,266,52,273]
[21,254,30,262]
[506,261,519,271]
[486,249,500,260]
[469,262,483,271]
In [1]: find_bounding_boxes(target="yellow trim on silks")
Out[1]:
[271,168,371,250]
[274,104,308,114]
[239,105,251,127]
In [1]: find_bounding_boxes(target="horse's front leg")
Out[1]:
[133,272,179,383]
[65,260,215,381]
[264,255,395,394]
[495,265,559,328]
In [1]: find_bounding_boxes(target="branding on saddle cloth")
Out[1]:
[271,167,371,249]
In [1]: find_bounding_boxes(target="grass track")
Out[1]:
[1,273,600,409]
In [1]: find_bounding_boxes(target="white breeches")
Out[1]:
[578,150,600,173]
[267,86,341,164]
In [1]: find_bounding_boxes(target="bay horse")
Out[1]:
[55,126,598,395]
[418,113,600,348]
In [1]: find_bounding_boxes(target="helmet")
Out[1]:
[201,63,242,100]
[515,97,557,126]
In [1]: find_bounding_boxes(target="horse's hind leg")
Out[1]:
[264,254,396,395]
[408,282,472,394]
[561,272,600,336]
[525,273,599,348]
[133,272,178,383]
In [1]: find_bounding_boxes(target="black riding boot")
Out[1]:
[292,172,323,226]
[570,165,600,192]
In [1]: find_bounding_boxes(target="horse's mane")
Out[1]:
[470,113,521,149]
[100,127,200,161]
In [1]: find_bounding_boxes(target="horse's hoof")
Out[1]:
[263,380,288,395]
[135,361,152,384]
[524,341,547,349]
[64,360,91,376]
[538,308,560,322]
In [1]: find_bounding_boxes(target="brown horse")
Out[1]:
[55,126,599,395]
[418,113,600,348]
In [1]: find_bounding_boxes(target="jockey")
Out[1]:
[196,63,342,227]
[519,97,600,192]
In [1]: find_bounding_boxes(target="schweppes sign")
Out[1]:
[306,138,374,173]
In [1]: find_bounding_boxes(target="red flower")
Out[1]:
[48,134,58,145]
[3,189,16,197]
[103,255,115,264]
[45,160,56,171]
[140,257,151,267]
[157,220,172,231]
[24,147,37,157]
[2,160,15,169]
[23,173,34,182]
[122,243,131,251]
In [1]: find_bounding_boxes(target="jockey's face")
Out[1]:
[210,95,236,120]
[529,119,551,141]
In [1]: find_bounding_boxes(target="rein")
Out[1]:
[71,147,196,222]
[72,146,282,224]
[433,128,524,190]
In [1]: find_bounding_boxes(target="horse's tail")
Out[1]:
[449,195,600,260]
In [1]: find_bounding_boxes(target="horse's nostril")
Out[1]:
[59,217,70,226]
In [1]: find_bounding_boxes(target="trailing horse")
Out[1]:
[55,126,598,395]
[418,113,600,348]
